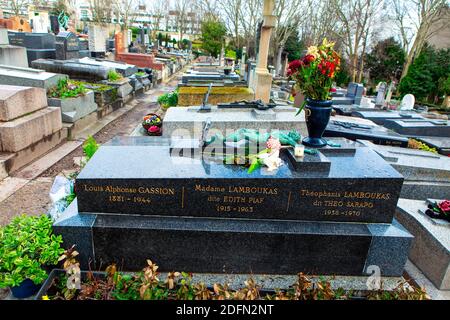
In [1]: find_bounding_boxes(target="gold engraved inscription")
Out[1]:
[195,184,276,214]
[81,184,176,206]
[300,189,391,217]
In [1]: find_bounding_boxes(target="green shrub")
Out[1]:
[0,215,64,287]
[157,90,178,108]
[83,136,99,161]
[48,79,86,99]
[107,70,122,82]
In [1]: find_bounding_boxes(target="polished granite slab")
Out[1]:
[54,200,413,276]
[75,137,403,223]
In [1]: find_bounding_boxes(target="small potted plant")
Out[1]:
[0,215,64,298]
[287,39,341,148]
[142,113,162,136]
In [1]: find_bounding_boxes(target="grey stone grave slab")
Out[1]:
[383,119,450,137]
[0,65,66,89]
[395,199,450,290]
[48,90,98,123]
[162,105,308,139]
[353,110,426,126]
[417,137,450,156]
[357,140,450,200]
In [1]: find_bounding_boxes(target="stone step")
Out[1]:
[0,85,47,121]
[0,107,62,152]
[1,127,68,175]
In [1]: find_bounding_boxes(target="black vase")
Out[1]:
[302,98,333,148]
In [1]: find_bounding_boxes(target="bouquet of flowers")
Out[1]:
[142,113,162,136]
[425,200,450,222]
[287,39,341,114]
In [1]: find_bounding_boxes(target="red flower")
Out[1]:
[303,54,315,65]
[438,200,450,213]
[288,59,303,72]
[330,87,337,92]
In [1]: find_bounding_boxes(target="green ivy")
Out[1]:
[0,215,64,287]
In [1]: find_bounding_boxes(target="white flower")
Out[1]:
[259,150,282,172]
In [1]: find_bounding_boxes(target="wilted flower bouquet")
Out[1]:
[287,39,341,114]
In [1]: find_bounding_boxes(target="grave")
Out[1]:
[332,83,364,105]
[88,24,107,58]
[357,140,450,200]
[325,118,409,147]
[383,119,450,137]
[78,39,90,58]
[31,59,112,82]
[54,136,412,277]
[162,104,307,138]
[55,31,80,60]
[77,57,138,77]
[0,85,65,176]
[177,86,255,106]
[48,90,98,123]
[352,110,425,126]
[0,29,28,68]
[395,199,450,290]
[0,65,67,89]
[416,137,450,156]
[333,104,379,116]
[8,32,56,65]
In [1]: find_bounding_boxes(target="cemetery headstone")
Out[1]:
[0,29,28,68]
[88,24,107,57]
[55,31,80,60]
[375,82,387,107]
[400,94,415,111]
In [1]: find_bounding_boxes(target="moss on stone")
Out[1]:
[179,86,253,95]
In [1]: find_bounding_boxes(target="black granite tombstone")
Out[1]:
[325,120,409,147]
[54,137,413,276]
[55,31,80,60]
[8,32,57,65]
[352,110,425,126]
[383,119,450,137]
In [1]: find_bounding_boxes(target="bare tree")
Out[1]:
[219,0,242,47]
[300,0,338,46]
[173,0,193,42]
[239,0,263,58]
[392,0,449,80]
[89,0,113,24]
[331,0,383,82]
[113,0,139,31]
[6,0,29,16]
[272,0,309,75]
[147,0,166,35]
